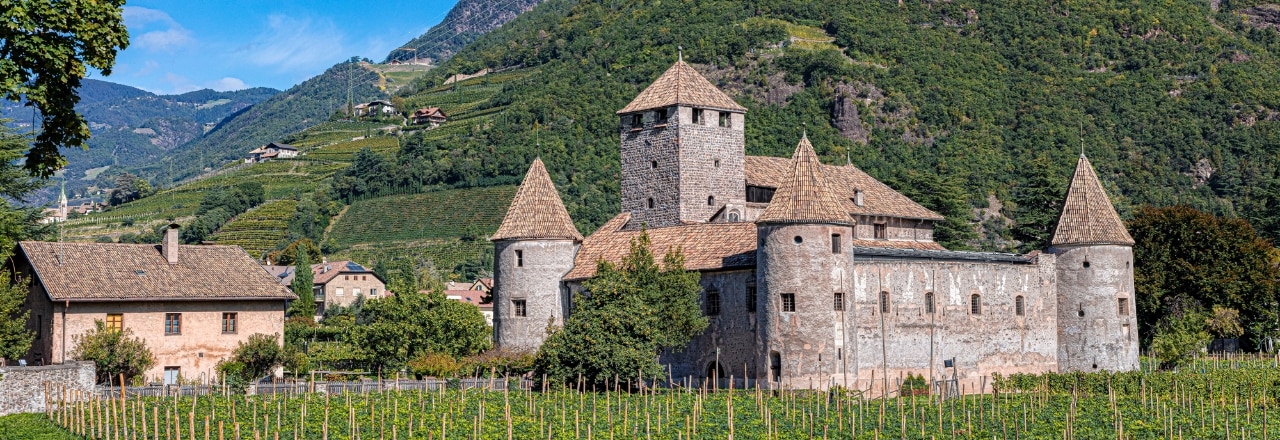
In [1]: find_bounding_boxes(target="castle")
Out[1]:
[489,60,1139,392]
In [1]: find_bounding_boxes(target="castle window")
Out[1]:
[692,108,703,124]
[970,294,982,315]
[107,313,124,331]
[1015,295,1025,316]
[746,282,756,312]
[655,109,669,123]
[924,292,935,314]
[515,250,524,267]
[770,352,782,382]
[164,313,182,335]
[1083,261,1091,268]
[718,112,730,127]
[648,198,655,209]
[874,223,887,240]
[831,234,841,254]
[705,289,720,316]
[1118,298,1129,316]
[833,293,844,311]
[707,195,715,206]
[631,114,642,127]
[879,291,890,314]
[781,293,796,312]
[651,160,658,169]
[714,159,720,168]
[728,211,739,222]
[513,299,527,317]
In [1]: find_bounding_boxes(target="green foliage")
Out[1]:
[106,172,155,206]
[901,372,929,396]
[459,349,536,378]
[180,182,266,244]
[1008,155,1066,252]
[0,413,79,440]
[1206,305,1245,340]
[1131,205,1280,351]
[208,199,297,257]
[406,352,460,379]
[288,245,316,318]
[71,321,155,384]
[1,0,129,177]
[0,124,52,254]
[891,170,977,250]
[534,232,707,388]
[348,290,491,371]
[1151,305,1211,370]
[0,271,33,361]
[229,333,284,381]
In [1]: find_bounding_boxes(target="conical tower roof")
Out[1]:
[1051,154,1134,246]
[491,158,583,241]
[757,135,853,226]
[617,60,747,114]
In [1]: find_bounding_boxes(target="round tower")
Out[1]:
[490,158,583,351]
[1050,154,1139,372]
[755,135,856,388]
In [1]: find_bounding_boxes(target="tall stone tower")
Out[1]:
[490,158,583,351]
[1050,154,1139,372]
[755,135,856,387]
[616,60,747,229]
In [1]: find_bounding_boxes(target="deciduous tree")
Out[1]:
[0,271,33,363]
[71,321,155,384]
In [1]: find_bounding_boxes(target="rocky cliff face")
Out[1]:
[385,0,548,64]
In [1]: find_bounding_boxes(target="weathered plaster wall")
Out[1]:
[849,254,1059,396]
[493,239,577,351]
[0,362,94,416]
[1051,244,1139,372]
[317,272,387,310]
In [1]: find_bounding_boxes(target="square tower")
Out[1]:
[617,61,746,229]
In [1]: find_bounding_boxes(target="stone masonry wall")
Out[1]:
[660,270,758,382]
[677,107,745,224]
[620,110,682,229]
[849,254,1059,396]
[0,361,94,416]
[493,239,577,351]
[1051,244,1139,372]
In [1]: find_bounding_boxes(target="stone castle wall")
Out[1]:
[659,269,759,381]
[676,107,744,224]
[620,110,682,229]
[493,239,577,351]
[1051,244,1139,372]
[0,361,94,416]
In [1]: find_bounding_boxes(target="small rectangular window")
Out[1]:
[705,289,720,316]
[513,299,527,317]
[164,313,182,335]
[631,114,642,127]
[718,112,729,127]
[833,293,844,311]
[970,294,982,315]
[874,223,887,240]
[831,234,842,254]
[336,287,344,297]
[746,282,757,313]
[924,292,935,314]
[370,288,377,296]
[692,108,703,124]
[1118,298,1129,316]
[106,313,123,331]
[655,109,668,123]
[781,293,796,312]
[879,291,890,314]
[1015,296,1026,316]
[515,250,524,267]
[221,312,237,334]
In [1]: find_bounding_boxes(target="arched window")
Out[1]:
[1015,295,1025,316]
[970,294,982,315]
[647,198,655,209]
[727,211,740,222]
[879,291,890,314]
[924,292,935,314]
[707,195,715,206]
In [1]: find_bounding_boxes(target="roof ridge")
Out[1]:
[1051,154,1134,246]
[756,135,854,226]
[617,61,747,114]
[491,158,584,241]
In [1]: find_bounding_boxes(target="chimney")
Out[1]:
[163,223,180,264]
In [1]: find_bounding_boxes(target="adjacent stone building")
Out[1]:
[10,225,296,384]
[492,60,1140,393]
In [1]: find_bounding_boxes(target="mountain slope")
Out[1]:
[385,0,548,65]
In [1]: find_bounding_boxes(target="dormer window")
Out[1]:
[854,190,864,206]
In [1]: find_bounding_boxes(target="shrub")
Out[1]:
[71,321,155,385]
[408,352,460,379]
[460,349,536,378]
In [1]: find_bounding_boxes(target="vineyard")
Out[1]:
[329,186,516,247]
[208,200,299,258]
[31,359,1280,440]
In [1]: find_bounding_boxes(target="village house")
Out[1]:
[245,142,298,163]
[354,100,397,118]
[411,107,448,127]
[10,225,296,384]
[310,260,386,314]
[443,280,494,326]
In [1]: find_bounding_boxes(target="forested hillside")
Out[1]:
[375,0,1280,249]
[385,0,548,65]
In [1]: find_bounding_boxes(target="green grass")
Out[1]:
[0,413,77,440]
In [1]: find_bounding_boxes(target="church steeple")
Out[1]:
[1051,154,1133,246]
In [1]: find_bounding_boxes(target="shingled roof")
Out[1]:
[16,241,297,301]
[565,213,757,280]
[746,157,943,221]
[617,61,747,114]
[1051,154,1134,246]
[491,158,584,241]
[757,135,855,226]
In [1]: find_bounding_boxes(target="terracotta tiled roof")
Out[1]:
[491,158,584,241]
[746,157,943,221]
[1051,154,1134,246]
[311,260,378,285]
[445,290,492,309]
[565,213,757,281]
[17,241,296,301]
[757,136,855,225]
[477,278,493,290]
[850,239,947,251]
[617,61,747,114]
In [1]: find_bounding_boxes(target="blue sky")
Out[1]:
[99,1,458,95]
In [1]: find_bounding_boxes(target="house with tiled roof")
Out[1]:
[491,58,1139,394]
[309,260,386,315]
[10,225,296,384]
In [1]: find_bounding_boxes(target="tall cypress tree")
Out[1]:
[288,247,316,317]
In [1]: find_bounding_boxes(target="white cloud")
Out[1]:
[240,14,345,72]
[209,77,248,91]
[124,6,193,52]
